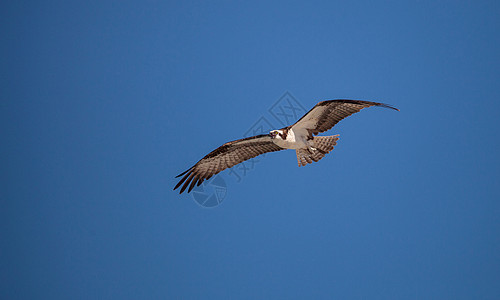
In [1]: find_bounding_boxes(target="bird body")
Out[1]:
[270,128,306,149]
[174,99,398,194]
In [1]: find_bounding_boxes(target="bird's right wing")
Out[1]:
[174,134,284,194]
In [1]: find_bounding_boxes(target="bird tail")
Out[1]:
[296,135,340,167]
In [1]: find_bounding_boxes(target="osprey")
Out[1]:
[174,99,399,194]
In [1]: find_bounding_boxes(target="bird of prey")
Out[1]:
[174,99,399,194]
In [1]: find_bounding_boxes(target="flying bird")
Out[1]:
[174,99,399,194]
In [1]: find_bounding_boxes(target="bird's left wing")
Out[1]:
[174,134,284,194]
[290,99,399,136]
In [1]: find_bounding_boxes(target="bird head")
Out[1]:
[269,130,280,139]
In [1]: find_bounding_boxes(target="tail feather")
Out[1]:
[296,135,339,167]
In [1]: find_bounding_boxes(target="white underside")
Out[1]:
[272,128,310,149]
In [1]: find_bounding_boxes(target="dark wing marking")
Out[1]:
[174,134,284,194]
[291,99,399,135]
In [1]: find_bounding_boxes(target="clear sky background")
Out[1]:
[2,1,500,299]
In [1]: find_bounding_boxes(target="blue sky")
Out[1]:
[2,0,500,299]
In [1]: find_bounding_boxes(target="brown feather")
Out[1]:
[174,134,284,194]
[291,99,398,136]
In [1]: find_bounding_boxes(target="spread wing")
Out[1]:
[290,99,399,135]
[174,135,284,194]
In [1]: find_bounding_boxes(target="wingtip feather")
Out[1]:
[174,171,192,191]
[377,102,400,111]
[175,167,192,178]
[187,176,199,193]
[179,173,195,194]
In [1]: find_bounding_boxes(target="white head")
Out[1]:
[269,130,282,140]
